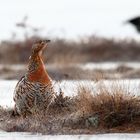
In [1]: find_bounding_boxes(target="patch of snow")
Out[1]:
[77,62,140,70]
[0,80,17,108]
[0,133,139,140]
[0,65,26,71]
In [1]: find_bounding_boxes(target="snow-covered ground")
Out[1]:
[0,133,140,140]
[77,62,140,70]
[0,79,140,139]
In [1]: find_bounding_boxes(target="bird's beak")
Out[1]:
[45,39,51,43]
[41,40,51,50]
[42,39,51,44]
[43,40,51,47]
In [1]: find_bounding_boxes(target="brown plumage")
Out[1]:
[13,40,56,116]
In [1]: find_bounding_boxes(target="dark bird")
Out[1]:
[126,16,140,32]
[13,40,56,116]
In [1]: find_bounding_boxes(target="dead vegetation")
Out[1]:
[1,35,140,64]
[0,83,140,134]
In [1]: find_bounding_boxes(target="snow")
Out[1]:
[0,80,17,108]
[0,133,140,140]
[0,64,26,71]
[77,62,140,70]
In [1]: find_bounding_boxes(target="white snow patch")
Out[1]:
[0,133,139,140]
[77,62,140,70]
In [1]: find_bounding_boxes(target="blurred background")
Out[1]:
[0,0,140,80]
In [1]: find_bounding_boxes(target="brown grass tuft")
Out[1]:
[64,83,140,130]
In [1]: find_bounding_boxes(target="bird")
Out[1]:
[126,16,140,32]
[13,40,56,116]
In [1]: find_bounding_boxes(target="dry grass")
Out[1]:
[1,35,140,64]
[89,85,140,128]
[0,82,140,134]
[64,84,140,131]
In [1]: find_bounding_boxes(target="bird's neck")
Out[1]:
[27,53,52,85]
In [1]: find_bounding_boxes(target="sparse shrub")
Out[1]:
[64,83,140,130]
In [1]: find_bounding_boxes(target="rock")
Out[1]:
[86,115,99,128]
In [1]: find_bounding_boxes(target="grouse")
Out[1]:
[13,40,56,116]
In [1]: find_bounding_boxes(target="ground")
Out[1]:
[0,80,140,134]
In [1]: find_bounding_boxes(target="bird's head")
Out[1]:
[31,40,51,55]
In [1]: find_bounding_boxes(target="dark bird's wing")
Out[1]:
[127,17,140,32]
